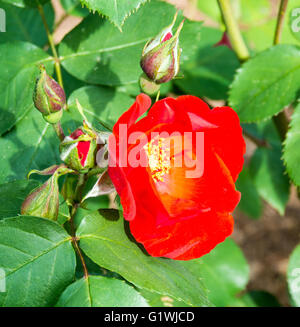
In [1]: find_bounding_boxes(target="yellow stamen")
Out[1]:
[144,138,171,182]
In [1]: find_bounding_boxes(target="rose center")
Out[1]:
[144,137,171,183]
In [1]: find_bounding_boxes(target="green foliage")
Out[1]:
[60,0,89,17]
[0,2,54,46]
[195,238,249,307]
[0,42,54,135]
[0,109,60,183]
[0,0,49,7]
[0,180,40,219]
[236,167,262,219]
[59,0,202,86]
[80,0,148,30]
[76,209,210,306]
[283,102,300,186]
[67,86,134,130]
[56,276,148,307]
[229,45,300,122]
[174,27,239,100]
[0,0,299,308]
[0,216,76,306]
[249,145,290,215]
[287,244,300,306]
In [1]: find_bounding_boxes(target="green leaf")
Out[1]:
[239,291,280,307]
[283,102,300,186]
[76,209,210,307]
[229,44,300,122]
[0,2,54,46]
[236,167,262,219]
[80,0,147,30]
[0,180,40,219]
[0,41,53,135]
[189,238,249,307]
[196,0,222,24]
[0,84,132,184]
[60,0,89,17]
[0,216,76,306]
[0,0,49,7]
[175,27,239,100]
[59,0,202,86]
[67,86,134,130]
[0,108,60,184]
[140,239,250,307]
[287,244,300,306]
[249,145,290,215]
[56,276,148,307]
[138,288,189,307]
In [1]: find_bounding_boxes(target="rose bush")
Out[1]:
[108,94,245,259]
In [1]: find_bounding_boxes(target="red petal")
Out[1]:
[113,93,151,138]
[77,141,90,166]
[162,32,173,42]
[176,96,245,181]
[130,209,234,260]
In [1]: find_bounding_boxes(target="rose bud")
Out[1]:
[21,173,59,220]
[21,165,74,220]
[33,64,66,124]
[108,94,246,260]
[140,12,184,85]
[59,123,98,172]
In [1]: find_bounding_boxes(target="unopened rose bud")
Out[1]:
[140,13,184,85]
[59,123,98,172]
[21,174,59,220]
[21,165,74,220]
[33,64,66,124]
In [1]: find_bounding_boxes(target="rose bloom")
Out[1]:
[108,94,245,260]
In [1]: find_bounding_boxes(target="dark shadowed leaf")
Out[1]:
[0,179,40,219]
[0,41,54,135]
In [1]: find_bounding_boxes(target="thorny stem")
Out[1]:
[37,2,64,89]
[217,0,250,62]
[272,0,290,142]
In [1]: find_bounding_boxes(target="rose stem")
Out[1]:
[272,0,290,142]
[37,1,66,141]
[217,0,250,62]
[217,0,290,143]
[69,174,89,279]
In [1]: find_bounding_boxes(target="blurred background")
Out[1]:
[51,0,300,306]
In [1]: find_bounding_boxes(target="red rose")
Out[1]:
[108,94,245,260]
